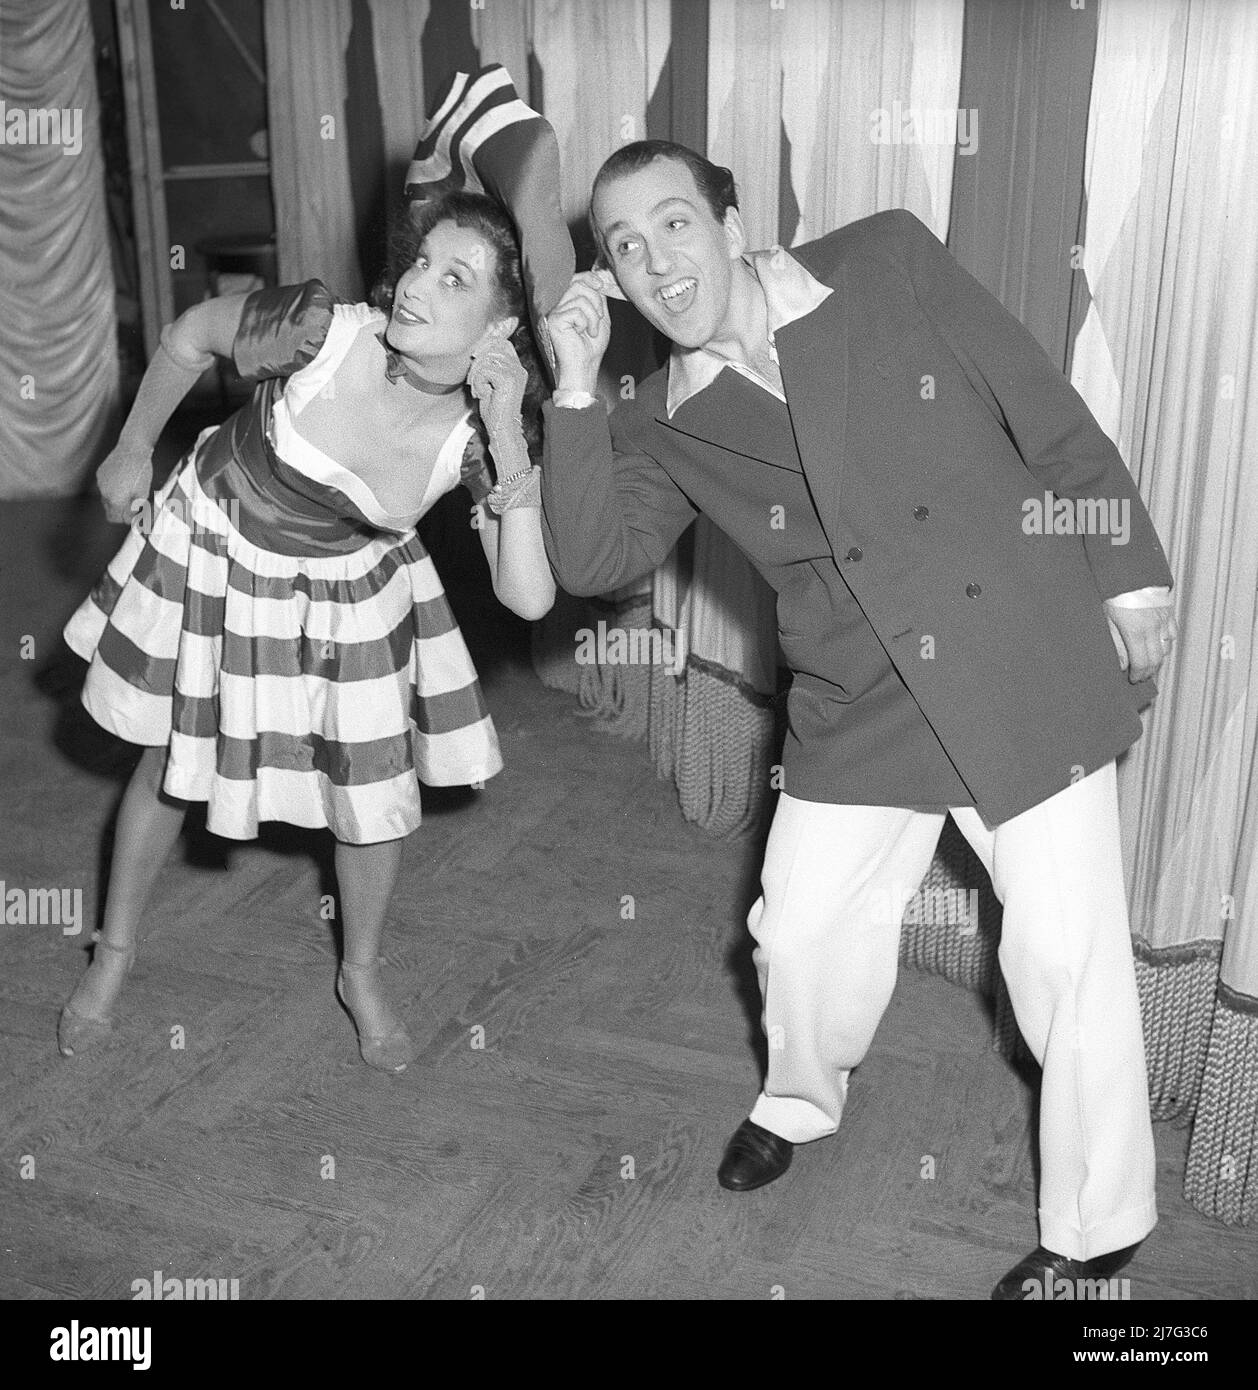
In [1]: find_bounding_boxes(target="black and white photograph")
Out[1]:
[1,0,1254,1341]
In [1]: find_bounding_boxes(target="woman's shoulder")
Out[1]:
[233,279,342,384]
[287,301,389,396]
[331,300,387,329]
[325,302,393,374]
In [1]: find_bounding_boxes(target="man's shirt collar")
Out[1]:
[665,247,833,419]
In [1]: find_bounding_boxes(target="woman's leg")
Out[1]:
[100,746,189,948]
[60,745,188,1044]
[335,836,405,966]
[334,836,413,1071]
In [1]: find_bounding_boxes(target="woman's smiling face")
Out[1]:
[389,221,514,371]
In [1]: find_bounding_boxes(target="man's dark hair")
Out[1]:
[589,140,739,259]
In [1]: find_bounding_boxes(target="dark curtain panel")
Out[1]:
[947,0,1098,370]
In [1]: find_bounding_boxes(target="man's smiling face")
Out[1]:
[593,156,745,350]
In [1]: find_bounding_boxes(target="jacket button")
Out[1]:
[913,505,929,520]
[845,546,863,562]
[966,582,981,598]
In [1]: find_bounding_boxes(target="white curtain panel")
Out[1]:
[533,0,668,618]
[531,0,672,224]
[675,0,963,696]
[0,0,118,496]
[264,0,364,300]
[1071,0,1258,1001]
[368,0,431,182]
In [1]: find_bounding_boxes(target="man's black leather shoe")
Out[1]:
[717,1118,794,1191]
[991,1241,1142,1300]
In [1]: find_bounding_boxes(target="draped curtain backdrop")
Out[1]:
[0,0,118,496]
[1069,0,1258,1224]
[264,0,364,300]
[648,0,965,840]
[260,0,1256,1224]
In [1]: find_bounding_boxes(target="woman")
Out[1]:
[58,190,555,1071]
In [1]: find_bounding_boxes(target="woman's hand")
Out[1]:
[467,337,528,441]
[96,443,153,525]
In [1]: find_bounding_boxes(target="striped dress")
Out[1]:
[64,281,503,845]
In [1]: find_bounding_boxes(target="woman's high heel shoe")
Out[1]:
[57,932,135,1057]
[336,958,415,1074]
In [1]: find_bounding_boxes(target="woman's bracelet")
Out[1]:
[486,426,530,477]
[486,465,542,514]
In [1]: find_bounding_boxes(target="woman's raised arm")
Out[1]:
[467,340,555,621]
[96,293,252,523]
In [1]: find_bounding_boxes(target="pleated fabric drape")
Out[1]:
[368,0,431,189]
[528,0,678,749]
[947,0,1098,369]
[738,0,961,241]
[1069,0,1258,1224]
[0,0,118,496]
[639,0,966,839]
[264,0,364,300]
[525,0,708,782]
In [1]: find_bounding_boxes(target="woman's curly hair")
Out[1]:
[373,191,546,457]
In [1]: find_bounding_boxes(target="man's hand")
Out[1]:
[1105,598,1177,683]
[545,270,615,396]
[96,443,153,525]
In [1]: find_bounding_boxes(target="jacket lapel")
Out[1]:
[774,264,850,535]
[656,367,802,472]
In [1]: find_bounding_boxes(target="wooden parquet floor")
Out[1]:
[2,459,1255,1300]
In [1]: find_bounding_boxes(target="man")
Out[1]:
[539,140,1176,1299]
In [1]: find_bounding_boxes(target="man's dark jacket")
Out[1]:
[540,208,1174,825]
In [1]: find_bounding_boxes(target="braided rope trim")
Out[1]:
[1129,941,1256,1222]
[1183,1000,1258,1224]
[671,661,776,838]
[1133,935,1224,968]
[1218,981,1258,1017]
[1136,950,1216,1124]
[683,651,781,709]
